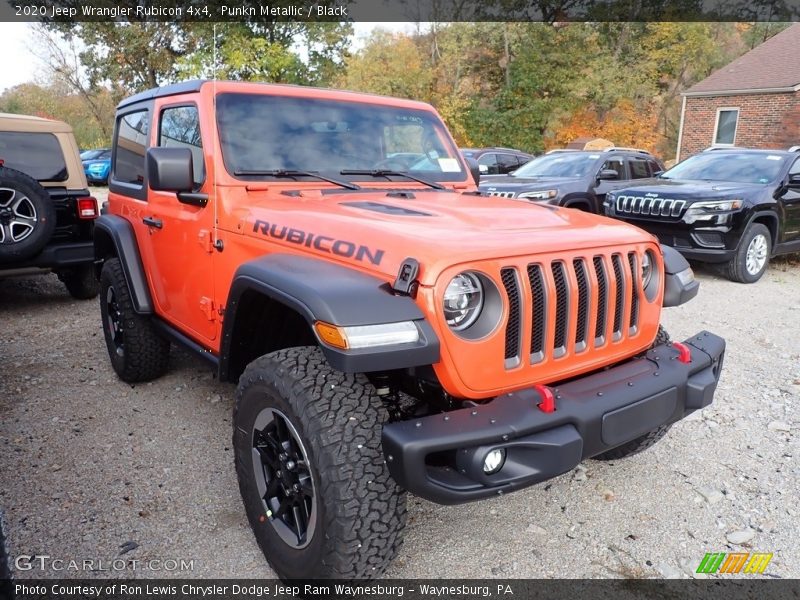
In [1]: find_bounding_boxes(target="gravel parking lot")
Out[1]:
[1,201,798,579]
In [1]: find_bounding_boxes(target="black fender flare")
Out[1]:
[742,209,780,251]
[661,244,699,307]
[220,254,440,377]
[93,215,153,313]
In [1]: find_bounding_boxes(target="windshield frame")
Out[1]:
[214,92,469,185]
[660,151,790,185]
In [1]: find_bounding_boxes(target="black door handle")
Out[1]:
[142,216,163,229]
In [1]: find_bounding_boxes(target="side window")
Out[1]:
[647,160,661,175]
[0,132,67,181]
[159,105,204,186]
[114,109,149,186]
[600,157,625,180]
[478,153,499,174]
[714,108,738,145]
[789,158,800,176]
[629,158,650,179]
[497,153,519,174]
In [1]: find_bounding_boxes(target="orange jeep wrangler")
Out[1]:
[95,80,725,579]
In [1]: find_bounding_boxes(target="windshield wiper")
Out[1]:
[340,169,445,190]
[233,169,361,191]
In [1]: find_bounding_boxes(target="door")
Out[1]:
[780,157,800,244]
[140,102,217,343]
[594,155,630,201]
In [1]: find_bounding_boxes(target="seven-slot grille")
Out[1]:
[486,191,516,198]
[501,251,643,368]
[614,194,686,218]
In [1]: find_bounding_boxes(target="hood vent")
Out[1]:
[340,201,431,217]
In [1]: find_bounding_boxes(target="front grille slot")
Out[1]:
[627,252,640,333]
[611,254,625,340]
[573,258,589,352]
[593,256,607,345]
[551,262,568,357]
[615,195,687,218]
[488,191,515,198]
[500,268,521,367]
[527,264,546,362]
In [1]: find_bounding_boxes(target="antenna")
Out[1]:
[212,24,219,248]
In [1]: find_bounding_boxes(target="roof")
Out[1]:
[117,80,436,112]
[685,24,800,96]
[0,112,73,133]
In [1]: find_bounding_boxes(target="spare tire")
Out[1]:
[0,166,56,263]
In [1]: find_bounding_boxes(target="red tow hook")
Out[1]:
[534,384,556,413]
[672,341,692,364]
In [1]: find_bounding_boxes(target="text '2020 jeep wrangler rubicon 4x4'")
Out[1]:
[0,113,100,298]
[95,80,725,580]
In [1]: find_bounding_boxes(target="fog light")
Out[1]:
[483,448,506,474]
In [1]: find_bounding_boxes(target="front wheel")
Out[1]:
[233,346,407,580]
[723,223,771,283]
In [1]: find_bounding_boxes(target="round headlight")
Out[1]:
[443,272,483,331]
[641,251,653,289]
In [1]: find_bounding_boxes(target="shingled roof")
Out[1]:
[685,24,800,96]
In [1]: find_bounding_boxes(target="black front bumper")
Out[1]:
[383,331,725,504]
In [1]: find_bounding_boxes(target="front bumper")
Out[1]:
[383,331,725,504]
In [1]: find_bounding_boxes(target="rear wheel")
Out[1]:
[59,264,99,299]
[723,223,771,283]
[99,258,169,382]
[233,346,406,580]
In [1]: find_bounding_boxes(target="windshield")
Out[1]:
[216,93,466,182]
[512,153,597,178]
[662,152,787,184]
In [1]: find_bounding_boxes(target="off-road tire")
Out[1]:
[233,346,407,580]
[59,264,100,299]
[593,325,673,460]
[0,166,55,263]
[99,258,169,382]
[723,222,771,283]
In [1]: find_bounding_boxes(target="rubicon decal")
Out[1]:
[253,220,385,266]
[696,552,773,574]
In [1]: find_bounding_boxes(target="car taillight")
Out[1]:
[77,196,98,220]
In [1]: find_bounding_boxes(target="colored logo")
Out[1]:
[696,552,773,574]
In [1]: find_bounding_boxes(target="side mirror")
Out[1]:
[465,157,482,185]
[652,170,664,177]
[788,173,800,187]
[146,147,207,207]
[597,169,619,181]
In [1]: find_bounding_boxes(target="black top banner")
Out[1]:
[1,0,800,22]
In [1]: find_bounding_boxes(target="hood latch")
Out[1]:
[392,257,420,298]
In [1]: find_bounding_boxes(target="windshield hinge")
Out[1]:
[392,258,420,298]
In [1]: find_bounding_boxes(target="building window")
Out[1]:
[713,108,739,146]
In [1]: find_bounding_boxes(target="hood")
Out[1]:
[610,178,764,200]
[480,175,576,192]
[229,187,656,286]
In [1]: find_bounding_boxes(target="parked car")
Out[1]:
[480,148,664,213]
[604,147,800,283]
[0,113,99,298]
[95,80,723,580]
[460,147,534,176]
[81,147,111,185]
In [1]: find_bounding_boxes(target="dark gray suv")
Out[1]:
[479,148,664,213]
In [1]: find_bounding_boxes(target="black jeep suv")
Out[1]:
[480,148,664,213]
[0,113,99,298]
[604,148,800,283]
